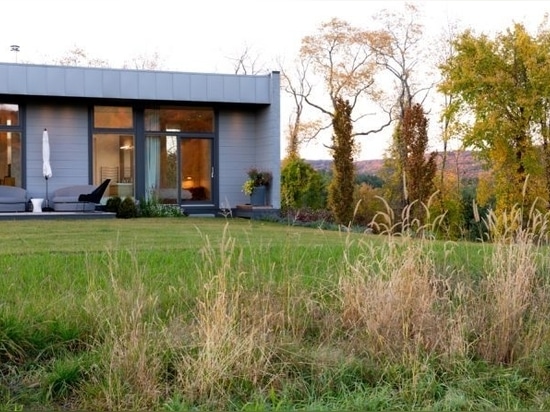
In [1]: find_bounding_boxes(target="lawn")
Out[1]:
[1,216,550,411]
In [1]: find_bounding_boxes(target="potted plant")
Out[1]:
[242,167,272,205]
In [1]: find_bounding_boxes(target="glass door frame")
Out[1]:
[179,137,214,205]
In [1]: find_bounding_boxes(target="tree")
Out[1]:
[55,46,109,68]
[371,3,433,211]
[229,44,267,75]
[328,98,356,224]
[280,59,323,161]
[402,103,437,206]
[299,18,391,224]
[280,158,326,211]
[372,2,432,121]
[54,46,165,71]
[532,17,550,209]
[435,17,464,214]
[354,182,384,228]
[123,51,164,70]
[355,173,384,188]
[439,23,550,212]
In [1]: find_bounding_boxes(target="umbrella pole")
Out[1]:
[44,176,52,211]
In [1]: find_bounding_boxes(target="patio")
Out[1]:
[0,211,116,221]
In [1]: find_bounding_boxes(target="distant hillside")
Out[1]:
[306,150,485,180]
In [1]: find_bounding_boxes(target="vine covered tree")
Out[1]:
[401,103,437,214]
[372,3,433,212]
[299,18,391,224]
[328,97,355,224]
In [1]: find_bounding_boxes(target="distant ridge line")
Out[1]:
[305,150,483,180]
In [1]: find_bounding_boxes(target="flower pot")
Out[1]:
[250,185,267,206]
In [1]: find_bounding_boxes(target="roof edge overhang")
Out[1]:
[0,63,278,105]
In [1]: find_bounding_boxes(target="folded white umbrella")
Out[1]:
[43,128,52,179]
[42,129,53,210]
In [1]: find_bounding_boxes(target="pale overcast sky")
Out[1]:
[1,0,547,160]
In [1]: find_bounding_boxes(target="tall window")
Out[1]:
[93,106,134,198]
[0,104,21,187]
[145,107,214,204]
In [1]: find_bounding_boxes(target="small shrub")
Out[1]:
[117,197,137,219]
[139,196,184,218]
[105,196,122,213]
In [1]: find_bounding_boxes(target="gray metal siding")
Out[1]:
[25,105,89,203]
[218,110,281,208]
[218,110,257,207]
[0,63,274,104]
[218,72,280,208]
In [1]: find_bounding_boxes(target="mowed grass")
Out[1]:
[0,217,347,253]
[1,216,550,411]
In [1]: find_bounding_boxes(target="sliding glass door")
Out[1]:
[144,107,214,205]
[145,135,213,204]
[180,139,212,202]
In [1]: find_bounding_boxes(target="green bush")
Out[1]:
[117,197,137,219]
[281,158,327,212]
[105,196,122,213]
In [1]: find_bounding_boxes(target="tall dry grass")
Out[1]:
[338,200,550,367]
[58,204,550,409]
[81,247,166,410]
[169,226,278,406]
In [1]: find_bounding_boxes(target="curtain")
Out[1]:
[145,136,161,199]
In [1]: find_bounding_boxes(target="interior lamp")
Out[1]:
[183,176,194,189]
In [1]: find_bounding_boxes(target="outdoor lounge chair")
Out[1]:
[78,179,111,209]
[53,179,111,212]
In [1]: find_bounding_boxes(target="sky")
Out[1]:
[1,0,548,160]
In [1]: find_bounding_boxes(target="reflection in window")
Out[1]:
[145,135,178,203]
[145,107,214,132]
[94,106,133,129]
[0,104,19,126]
[180,139,211,202]
[0,104,20,186]
[145,136,212,204]
[0,131,21,187]
[93,134,135,199]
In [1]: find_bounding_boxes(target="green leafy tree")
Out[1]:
[355,173,384,188]
[281,158,326,211]
[353,183,385,228]
[430,170,465,240]
[439,23,550,212]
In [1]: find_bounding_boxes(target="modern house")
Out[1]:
[0,62,281,215]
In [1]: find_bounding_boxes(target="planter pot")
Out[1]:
[250,185,267,206]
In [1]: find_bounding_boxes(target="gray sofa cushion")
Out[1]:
[0,185,27,212]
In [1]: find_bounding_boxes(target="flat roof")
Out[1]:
[0,63,278,104]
